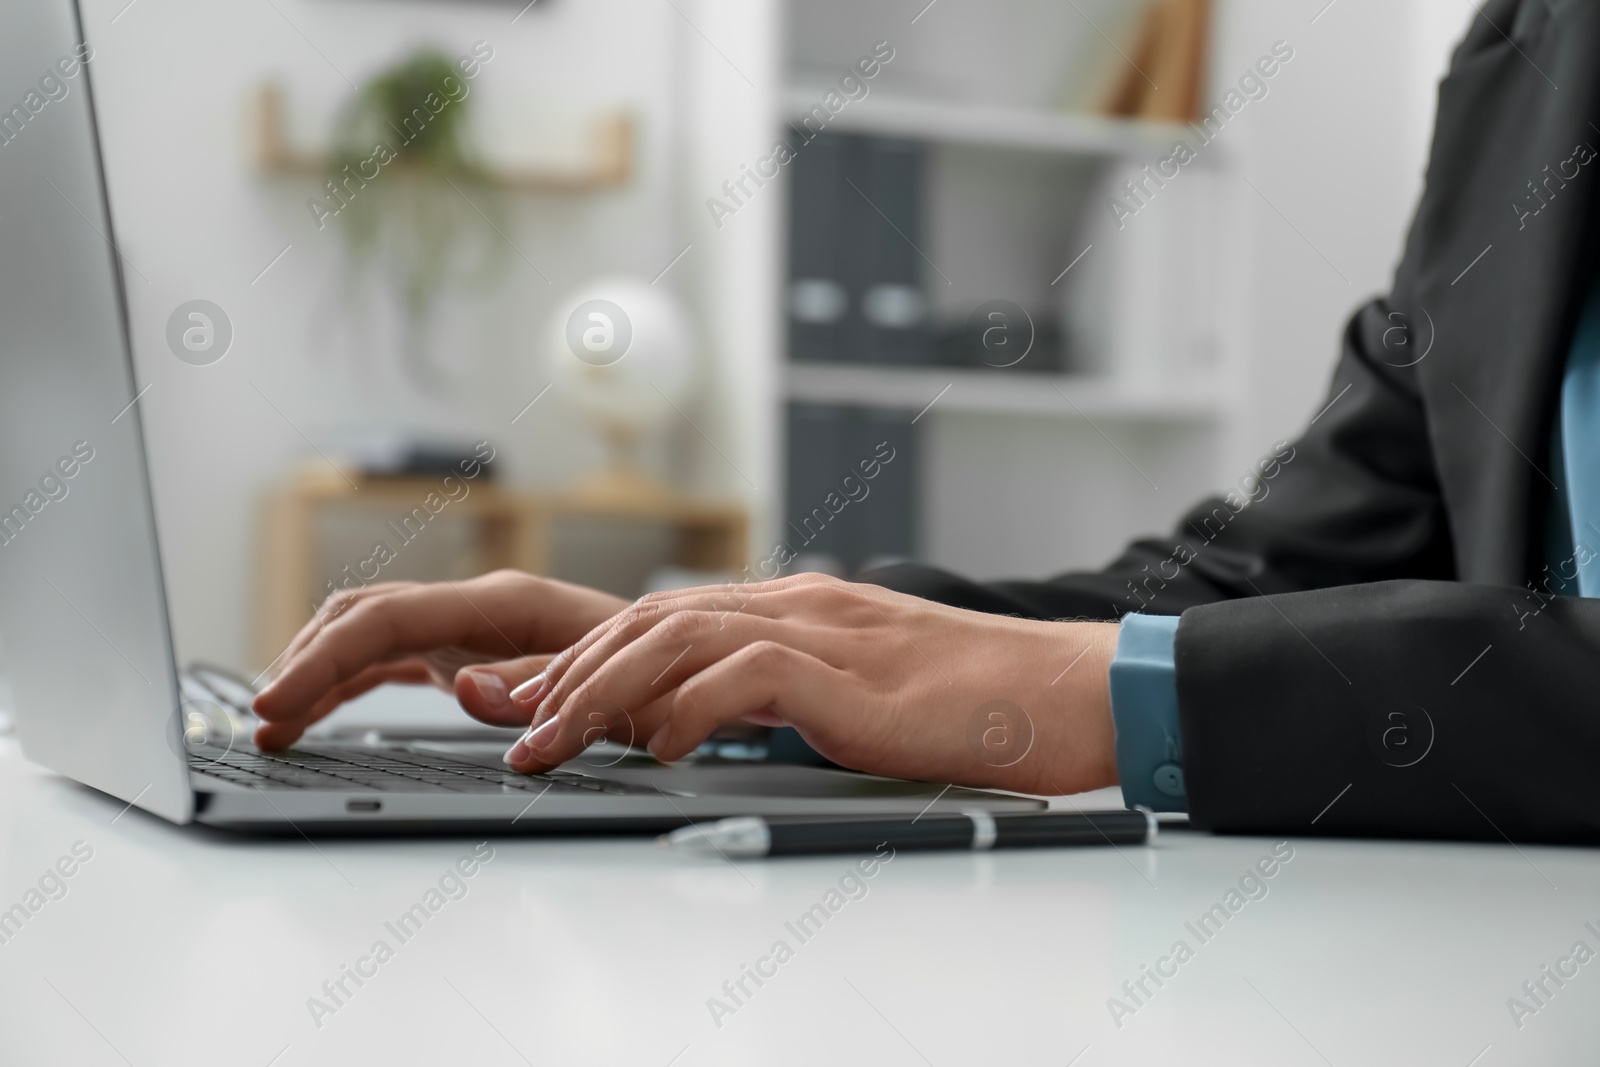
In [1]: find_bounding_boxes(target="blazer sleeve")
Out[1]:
[1174,577,1600,843]
[866,295,1600,842]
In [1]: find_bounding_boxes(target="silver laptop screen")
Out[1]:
[0,0,190,822]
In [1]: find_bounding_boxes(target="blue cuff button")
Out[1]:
[1153,763,1185,797]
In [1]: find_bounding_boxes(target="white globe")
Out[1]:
[547,275,697,434]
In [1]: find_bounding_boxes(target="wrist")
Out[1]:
[1010,620,1120,795]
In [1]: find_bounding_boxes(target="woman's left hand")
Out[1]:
[501,573,1121,797]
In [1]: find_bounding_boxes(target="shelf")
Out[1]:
[250,84,633,193]
[785,363,1223,421]
[782,90,1206,162]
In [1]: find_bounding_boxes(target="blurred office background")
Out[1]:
[76,0,1476,674]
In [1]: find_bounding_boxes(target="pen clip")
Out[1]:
[960,809,998,850]
[1134,805,1159,844]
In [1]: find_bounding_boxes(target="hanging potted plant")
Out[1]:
[322,48,509,388]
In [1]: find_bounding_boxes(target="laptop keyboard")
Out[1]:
[188,743,644,795]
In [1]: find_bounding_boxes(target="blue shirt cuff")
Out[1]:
[1108,613,1187,812]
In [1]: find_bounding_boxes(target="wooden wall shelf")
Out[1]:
[250,84,633,192]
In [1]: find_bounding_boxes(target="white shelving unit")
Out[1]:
[682,0,1242,584]
[782,89,1213,164]
[787,363,1223,421]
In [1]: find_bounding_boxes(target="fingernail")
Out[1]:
[648,725,674,761]
[503,716,560,766]
[465,669,510,712]
[525,714,561,754]
[503,736,529,764]
[509,671,549,707]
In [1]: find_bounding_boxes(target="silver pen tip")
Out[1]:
[658,817,769,856]
[659,822,720,852]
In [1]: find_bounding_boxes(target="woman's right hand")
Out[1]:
[250,570,630,749]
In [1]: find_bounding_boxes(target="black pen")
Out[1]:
[657,808,1157,858]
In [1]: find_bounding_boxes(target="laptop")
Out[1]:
[0,0,1045,833]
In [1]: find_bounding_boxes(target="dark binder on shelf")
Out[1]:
[846,136,930,366]
[785,403,853,569]
[853,406,918,567]
[784,403,919,577]
[786,134,851,364]
[787,133,930,366]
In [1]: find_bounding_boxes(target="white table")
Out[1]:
[1,735,1596,1066]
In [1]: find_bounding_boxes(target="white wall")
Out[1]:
[679,0,784,543]
[1211,0,1476,470]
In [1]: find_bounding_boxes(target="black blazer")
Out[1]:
[869,0,1600,843]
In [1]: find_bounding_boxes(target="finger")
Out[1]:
[504,609,735,768]
[514,581,759,708]
[650,642,851,763]
[455,655,555,727]
[505,613,834,772]
[529,611,817,766]
[254,659,434,750]
[503,690,676,770]
[269,581,416,680]
[519,575,823,725]
[254,577,534,722]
